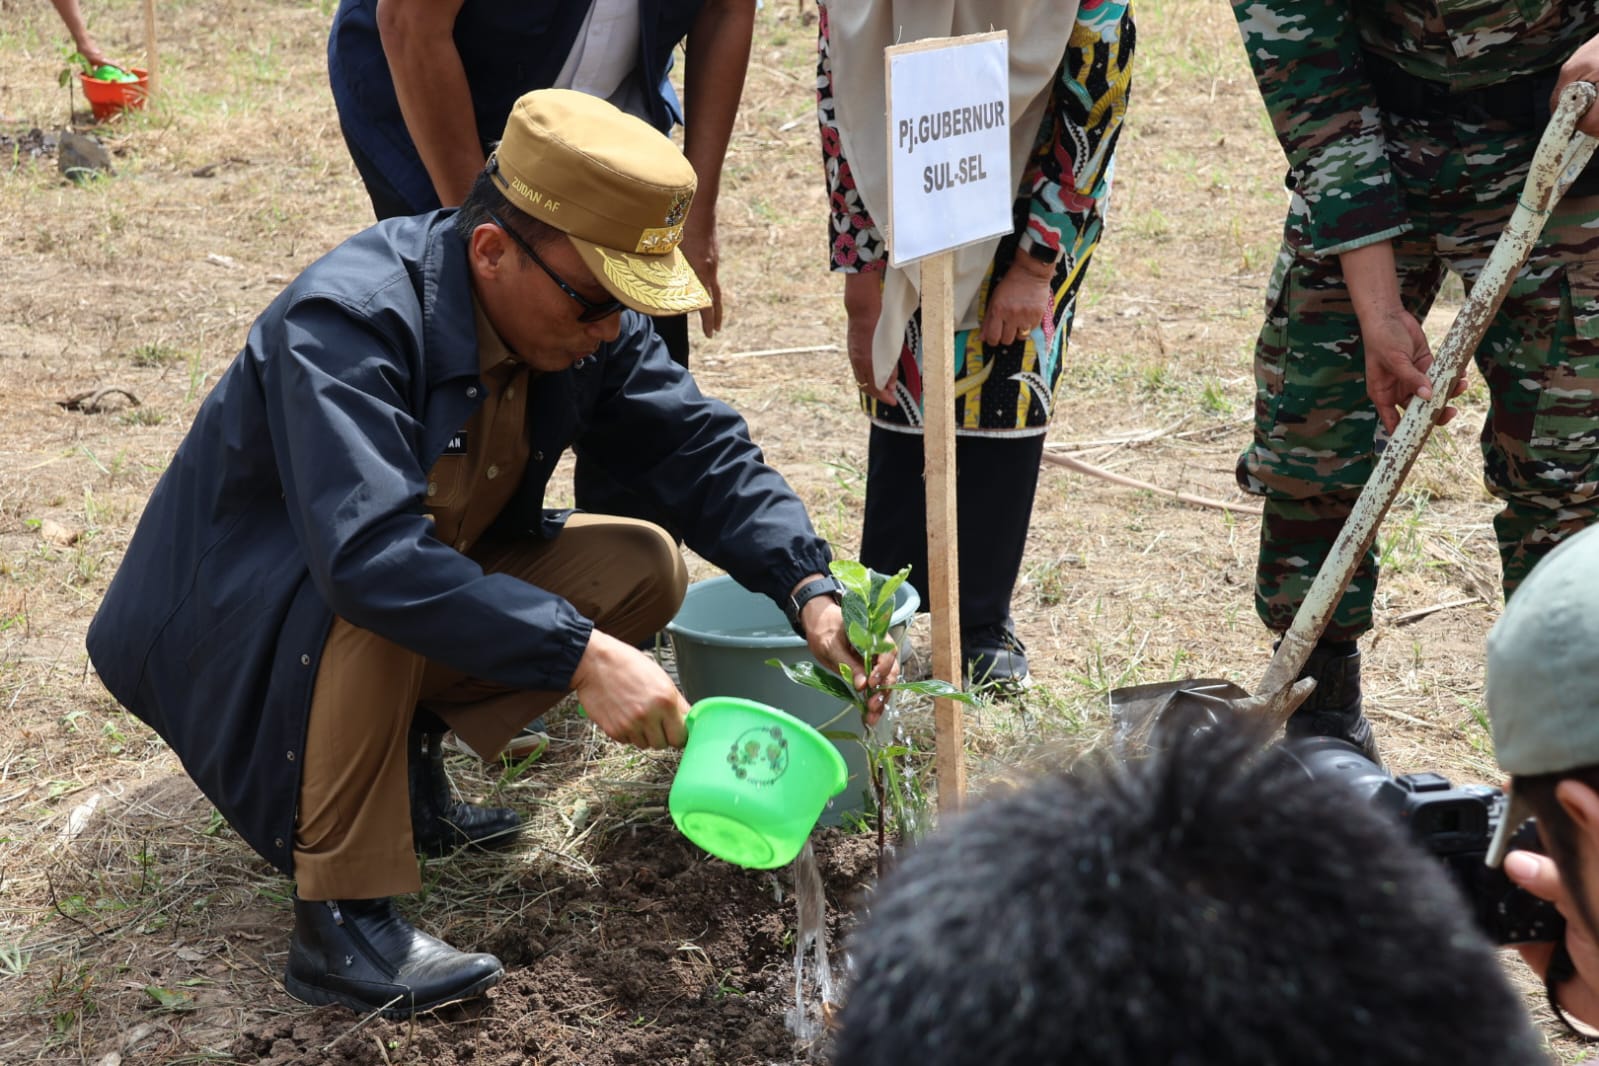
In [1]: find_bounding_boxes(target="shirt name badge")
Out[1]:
[443,431,469,455]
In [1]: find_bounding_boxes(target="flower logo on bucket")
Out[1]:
[726,726,789,784]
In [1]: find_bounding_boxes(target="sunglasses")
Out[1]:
[486,210,625,323]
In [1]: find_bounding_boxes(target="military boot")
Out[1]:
[1284,640,1381,766]
[408,730,523,857]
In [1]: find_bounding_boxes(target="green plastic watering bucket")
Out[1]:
[669,697,848,869]
[665,574,919,825]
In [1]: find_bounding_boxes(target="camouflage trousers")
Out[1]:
[1237,113,1599,640]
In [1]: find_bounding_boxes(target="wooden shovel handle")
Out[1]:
[1258,81,1599,699]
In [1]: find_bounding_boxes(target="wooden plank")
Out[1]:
[921,250,965,810]
[143,0,158,97]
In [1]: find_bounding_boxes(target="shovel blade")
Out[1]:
[1108,678,1251,752]
[1108,676,1319,753]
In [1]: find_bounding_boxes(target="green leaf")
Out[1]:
[874,567,911,611]
[830,560,871,601]
[885,679,980,704]
[765,658,855,703]
[846,620,874,656]
[143,986,194,1011]
[821,729,864,743]
[842,592,871,641]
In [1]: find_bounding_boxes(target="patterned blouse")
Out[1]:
[817,0,1135,435]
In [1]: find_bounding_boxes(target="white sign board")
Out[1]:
[884,32,1012,267]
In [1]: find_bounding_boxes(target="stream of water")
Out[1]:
[780,707,930,1055]
[784,839,837,1049]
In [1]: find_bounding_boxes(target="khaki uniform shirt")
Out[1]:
[424,299,533,553]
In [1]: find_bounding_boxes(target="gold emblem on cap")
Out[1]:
[593,246,708,311]
[635,225,684,254]
[664,190,691,227]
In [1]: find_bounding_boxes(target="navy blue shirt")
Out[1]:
[328,0,702,213]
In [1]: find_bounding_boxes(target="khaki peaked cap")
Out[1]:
[488,89,711,316]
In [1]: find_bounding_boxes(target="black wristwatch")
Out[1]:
[785,575,845,637]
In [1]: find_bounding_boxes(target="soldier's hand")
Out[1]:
[570,630,690,750]
[1554,35,1599,138]
[1360,307,1456,433]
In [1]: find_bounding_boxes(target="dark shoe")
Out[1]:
[1284,641,1381,765]
[409,730,523,857]
[963,618,1030,691]
[284,895,503,1018]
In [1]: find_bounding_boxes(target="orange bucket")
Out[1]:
[79,69,149,122]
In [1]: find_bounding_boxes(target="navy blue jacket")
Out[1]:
[85,211,830,875]
[328,0,702,214]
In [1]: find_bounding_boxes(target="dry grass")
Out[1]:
[0,0,1587,1060]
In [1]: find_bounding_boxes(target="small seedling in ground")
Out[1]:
[768,561,974,875]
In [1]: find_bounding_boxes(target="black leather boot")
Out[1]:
[1285,641,1381,765]
[284,895,503,1017]
[409,730,523,857]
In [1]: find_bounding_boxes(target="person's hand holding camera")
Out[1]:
[1507,848,1599,1030]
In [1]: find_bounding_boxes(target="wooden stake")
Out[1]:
[921,251,965,810]
[143,0,158,98]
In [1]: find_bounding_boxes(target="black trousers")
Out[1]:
[860,425,1044,635]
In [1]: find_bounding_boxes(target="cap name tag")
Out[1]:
[509,173,559,214]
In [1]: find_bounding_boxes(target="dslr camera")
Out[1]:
[1284,736,1564,945]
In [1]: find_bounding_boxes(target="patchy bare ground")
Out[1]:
[0,0,1585,1062]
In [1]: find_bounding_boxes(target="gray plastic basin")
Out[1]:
[665,574,919,826]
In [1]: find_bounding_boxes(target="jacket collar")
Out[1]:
[419,212,481,385]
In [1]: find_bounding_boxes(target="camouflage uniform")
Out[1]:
[1232,0,1599,639]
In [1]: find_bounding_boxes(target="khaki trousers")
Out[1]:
[293,515,686,900]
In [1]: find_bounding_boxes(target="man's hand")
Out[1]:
[796,593,900,727]
[680,0,752,338]
[681,208,724,338]
[844,271,897,404]
[1506,849,1599,1028]
[1359,306,1455,434]
[1554,34,1599,138]
[570,629,690,750]
[981,255,1053,347]
[1340,240,1464,433]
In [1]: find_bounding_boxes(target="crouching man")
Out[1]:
[86,89,893,1018]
